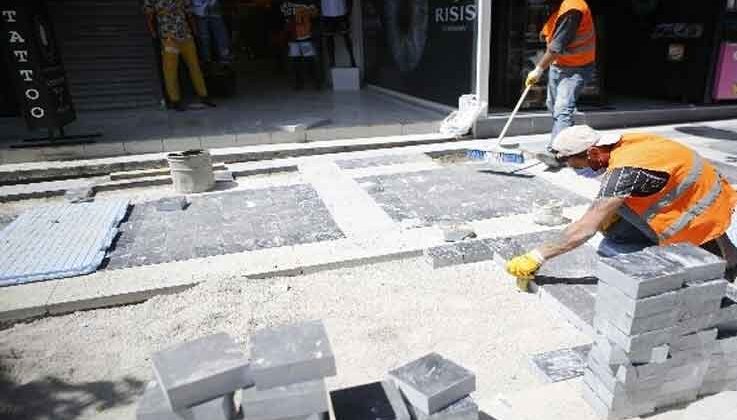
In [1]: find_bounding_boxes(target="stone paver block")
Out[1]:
[424,246,463,269]
[440,224,476,243]
[137,381,236,420]
[670,329,718,353]
[596,251,687,299]
[648,244,726,282]
[151,333,251,411]
[595,280,679,319]
[596,320,676,362]
[389,353,475,415]
[583,369,660,412]
[404,395,478,420]
[250,320,336,390]
[594,301,679,336]
[714,331,737,354]
[700,379,737,396]
[529,344,591,383]
[581,379,654,420]
[455,240,494,264]
[704,365,737,382]
[656,388,699,408]
[330,380,410,420]
[540,284,596,336]
[239,379,329,420]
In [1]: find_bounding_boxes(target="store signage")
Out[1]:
[364,0,477,105]
[0,0,75,130]
[651,23,704,39]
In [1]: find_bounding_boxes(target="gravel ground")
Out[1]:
[0,256,587,420]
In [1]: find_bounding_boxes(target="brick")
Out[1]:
[596,251,686,299]
[151,333,251,411]
[594,300,679,335]
[388,353,475,415]
[250,320,336,390]
[136,381,236,420]
[656,388,699,408]
[647,244,726,282]
[699,379,737,396]
[424,246,463,269]
[330,381,410,420]
[597,319,676,361]
[240,379,329,420]
[670,329,718,353]
[584,369,661,411]
[404,395,478,420]
[581,380,654,420]
[595,280,679,319]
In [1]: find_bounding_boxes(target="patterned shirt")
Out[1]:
[143,0,193,41]
[597,167,670,199]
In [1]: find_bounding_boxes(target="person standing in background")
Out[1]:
[280,0,322,90]
[144,0,215,110]
[191,0,233,64]
[525,0,596,168]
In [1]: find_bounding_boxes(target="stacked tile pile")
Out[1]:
[583,243,737,419]
[242,320,336,420]
[137,332,251,420]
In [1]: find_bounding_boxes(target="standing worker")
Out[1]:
[506,125,737,290]
[527,0,596,168]
[144,0,215,111]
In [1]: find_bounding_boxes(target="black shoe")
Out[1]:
[189,97,216,110]
[172,102,187,112]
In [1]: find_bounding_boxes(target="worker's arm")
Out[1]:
[538,196,624,259]
[506,196,624,282]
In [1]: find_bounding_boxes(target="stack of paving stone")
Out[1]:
[583,243,737,419]
[243,320,336,420]
[388,353,478,420]
[137,332,251,420]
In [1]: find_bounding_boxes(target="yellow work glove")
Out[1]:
[525,66,544,87]
[506,250,545,292]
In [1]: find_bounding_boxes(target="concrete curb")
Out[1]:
[0,247,423,326]
[0,134,453,185]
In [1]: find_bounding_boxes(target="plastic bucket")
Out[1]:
[167,149,215,194]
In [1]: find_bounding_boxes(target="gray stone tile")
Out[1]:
[136,381,236,420]
[388,353,475,415]
[404,395,478,420]
[151,333,251,411]
[357,167,588,227]
[330,380,410,420]
[647,244,726,283]
[596,251,687,299]
[250,320,336,390]
[336,154,429,170]
[529,344,591,383]
[105,185,344,269]
[239,379,329,420]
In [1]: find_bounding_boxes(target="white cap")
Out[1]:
[551,125,621,158]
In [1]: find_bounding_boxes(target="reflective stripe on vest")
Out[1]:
[660,176,724,241]
[642,153,705,222]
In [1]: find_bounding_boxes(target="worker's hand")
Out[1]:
[506,250,545,291]
[525,66,544,87]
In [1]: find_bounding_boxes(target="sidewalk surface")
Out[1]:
[1,119,737,420]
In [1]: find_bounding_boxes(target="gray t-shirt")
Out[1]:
[548,10,582,55]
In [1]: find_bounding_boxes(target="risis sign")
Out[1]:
[1,0,75,130]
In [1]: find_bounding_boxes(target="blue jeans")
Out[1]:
[547,64,594,144]
[597,216,656,257]
[196,15,231,62]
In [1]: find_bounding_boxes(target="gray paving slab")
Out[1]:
[105,185,344,269]
[647,244,727,283]
[137,382,236,420]
[249,320,336,390]
[336,154,431,170]
[540,284,597,335]
[529,344,592,383]
[239,379,329,420]
[357,167,588,227]
[388,353,475,415]
[404,395,478,420]
[596,250,687,299]
[151,333,251,411]
[330,380,410,420]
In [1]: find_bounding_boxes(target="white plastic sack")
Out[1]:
[439,94,487,137]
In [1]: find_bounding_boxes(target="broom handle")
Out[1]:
[497,84,532,146]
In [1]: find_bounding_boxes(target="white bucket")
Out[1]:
[167,149,215,194]
[533,199,568,226]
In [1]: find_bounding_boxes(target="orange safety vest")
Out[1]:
[541,0,596,67]
[608,133,737,246]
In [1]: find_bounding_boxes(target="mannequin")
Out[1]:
[320,0,357,67]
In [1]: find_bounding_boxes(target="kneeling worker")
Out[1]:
[506,125,737,289]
